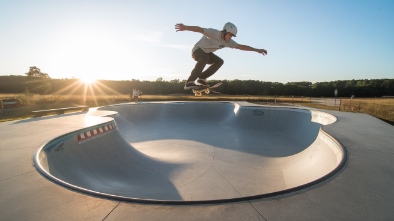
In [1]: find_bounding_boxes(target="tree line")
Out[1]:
[0,68,393,97]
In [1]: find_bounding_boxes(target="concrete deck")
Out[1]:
[1,101,393,220]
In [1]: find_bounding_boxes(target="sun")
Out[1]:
[79,76,97,85]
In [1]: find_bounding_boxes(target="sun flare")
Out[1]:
[79,76,97,85]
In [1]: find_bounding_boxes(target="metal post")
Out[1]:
[338,98,341,111]
[0,99,3,114]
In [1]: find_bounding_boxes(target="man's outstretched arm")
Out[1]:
[236,44,268,56]
[175,23,203,34]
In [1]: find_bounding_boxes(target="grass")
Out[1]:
[1,93,393,125]
[339,98,394,125]
[342,98,394,105]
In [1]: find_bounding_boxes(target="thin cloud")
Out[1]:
[136,30,163,44]
[160,44,191,50]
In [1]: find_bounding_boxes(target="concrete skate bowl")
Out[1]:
[34,102,346,204]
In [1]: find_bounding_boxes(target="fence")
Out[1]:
[340,99,394,123]
[310,98,340,107]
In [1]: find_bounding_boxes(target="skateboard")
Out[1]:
[192,83,222,96]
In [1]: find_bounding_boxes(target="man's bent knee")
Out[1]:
[217,58,224,66]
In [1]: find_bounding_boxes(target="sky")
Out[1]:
[0,0,393,83]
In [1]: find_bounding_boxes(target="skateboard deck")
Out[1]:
[192,83,222,96]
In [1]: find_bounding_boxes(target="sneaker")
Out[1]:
[184,81,199,90]
[196,79,208,86]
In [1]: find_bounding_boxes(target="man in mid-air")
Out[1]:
[175,22,268,90]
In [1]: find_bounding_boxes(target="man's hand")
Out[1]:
[257,49,268,56]
[175,23,203,34]
[236,44,268,56]
[175,23,186,32]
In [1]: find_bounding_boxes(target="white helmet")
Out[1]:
[223,22,237,37]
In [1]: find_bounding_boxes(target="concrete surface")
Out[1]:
[33,102,344,203]
[1,101,393,220]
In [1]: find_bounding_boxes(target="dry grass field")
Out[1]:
[339,98,394,124]
[342,98,394,105]
[1,93,393,124]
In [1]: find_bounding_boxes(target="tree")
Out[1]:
[382,79,394,95]
[25,66,50,78]
[170,79,180,83]
[25,66,51,94]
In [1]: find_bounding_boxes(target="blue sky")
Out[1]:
[0,0,393,83]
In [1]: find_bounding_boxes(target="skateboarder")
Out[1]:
[175,22,268,90]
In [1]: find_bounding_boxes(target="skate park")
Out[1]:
[1,101,394,220]
[33,102,344,203]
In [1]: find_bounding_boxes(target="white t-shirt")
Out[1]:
[192,28,238,54]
